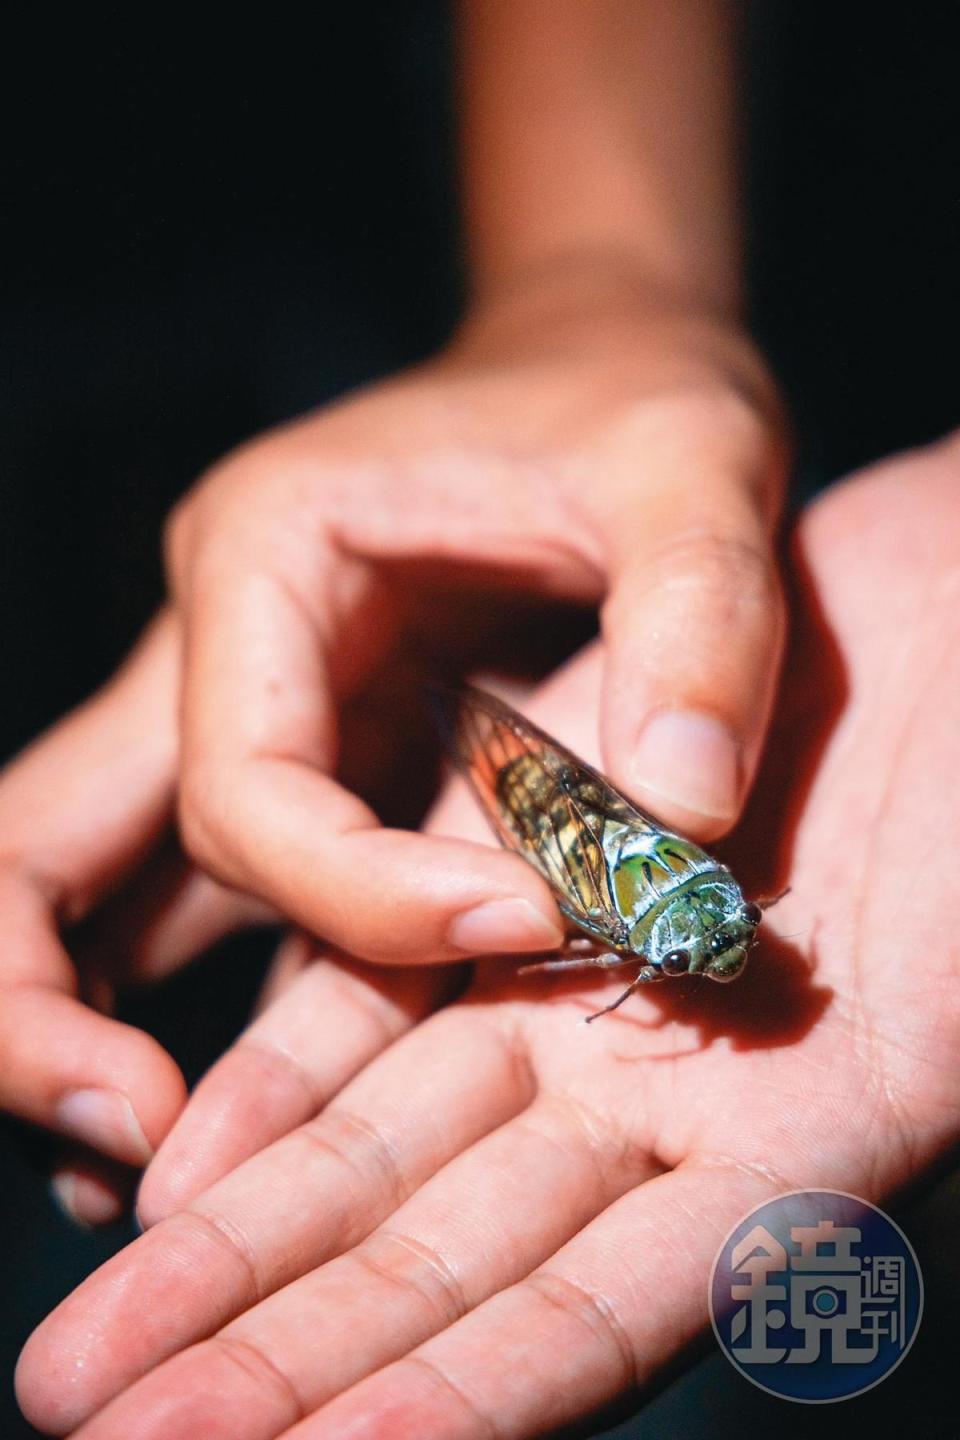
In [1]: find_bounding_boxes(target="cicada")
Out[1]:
[439,684,774,1022]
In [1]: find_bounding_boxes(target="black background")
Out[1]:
[2,5,959,1436]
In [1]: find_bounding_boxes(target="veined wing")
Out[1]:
[436,685,664,949]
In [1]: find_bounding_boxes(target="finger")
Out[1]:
[0,615,187,1155]
[77,843,278,986]
[283,1160,786,1440]
[18,1006,535,1434]
[176,543,564,963]
[50,1151,135,1229]
[0,611,179,923]
[599,447,786,841]
[60,1099,661,1440]
[136,939,452,1225]
[252,927,317,1013]
[0,985,183,1163]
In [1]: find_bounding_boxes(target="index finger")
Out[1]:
[176,533,564,964]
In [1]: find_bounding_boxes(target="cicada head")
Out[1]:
[641,879,761,984]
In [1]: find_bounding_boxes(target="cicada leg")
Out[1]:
[584,965,663,1023]
[517,949,635,976]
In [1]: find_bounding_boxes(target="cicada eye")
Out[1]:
[741,902,762,926]
[661,948,690,976]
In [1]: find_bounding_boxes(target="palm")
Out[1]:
[445,440,960,1207]
[20,448,960,1439]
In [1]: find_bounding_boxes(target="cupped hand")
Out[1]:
[19,436,960,1438]
[0,269,784,1208]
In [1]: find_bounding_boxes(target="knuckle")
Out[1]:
[353,1230,469,1326]
[662,529,776,602]
[160,1206,265,1301]
[299,1107,408,1213]
[659,341,789,486]
[176,759,241,879]
[710,366,791,485]
[689,372,780,450]
[161,496,194,590]
[521,1270,638,1392]
[209,1335,305,1425]
[400,1355,502,1440]
[610,527,780,634]
[162,446,284,586]
[231,1036,324,1114]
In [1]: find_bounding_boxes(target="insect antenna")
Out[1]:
[756,886,791,911]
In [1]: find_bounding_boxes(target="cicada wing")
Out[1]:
[436,685,646,949]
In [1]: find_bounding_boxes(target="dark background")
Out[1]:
[2,5,959,1436]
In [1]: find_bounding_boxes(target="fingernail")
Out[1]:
[55,1089,153,1165]
[50,1173,88,1228]
[448,898,565,954]
[631,710,740,823]
[51,1172,124,1228]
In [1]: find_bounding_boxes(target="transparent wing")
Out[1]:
[436,685,663,949]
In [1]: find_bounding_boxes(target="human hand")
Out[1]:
[19,436,960,1437]
[0,269,784,1216]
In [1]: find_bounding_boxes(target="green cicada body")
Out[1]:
[441,685,763,1016]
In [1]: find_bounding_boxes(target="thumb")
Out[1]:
[599,470,785,842]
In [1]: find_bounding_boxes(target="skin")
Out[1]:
[0,0,787,1227]
[0,282,782,1220]
[18,442,960,1438]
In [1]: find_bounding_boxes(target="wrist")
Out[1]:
[451,251,784,435]
[463,246,735,333]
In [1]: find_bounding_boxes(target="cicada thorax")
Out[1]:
[607,830,720,929]
[636,873,749,974]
